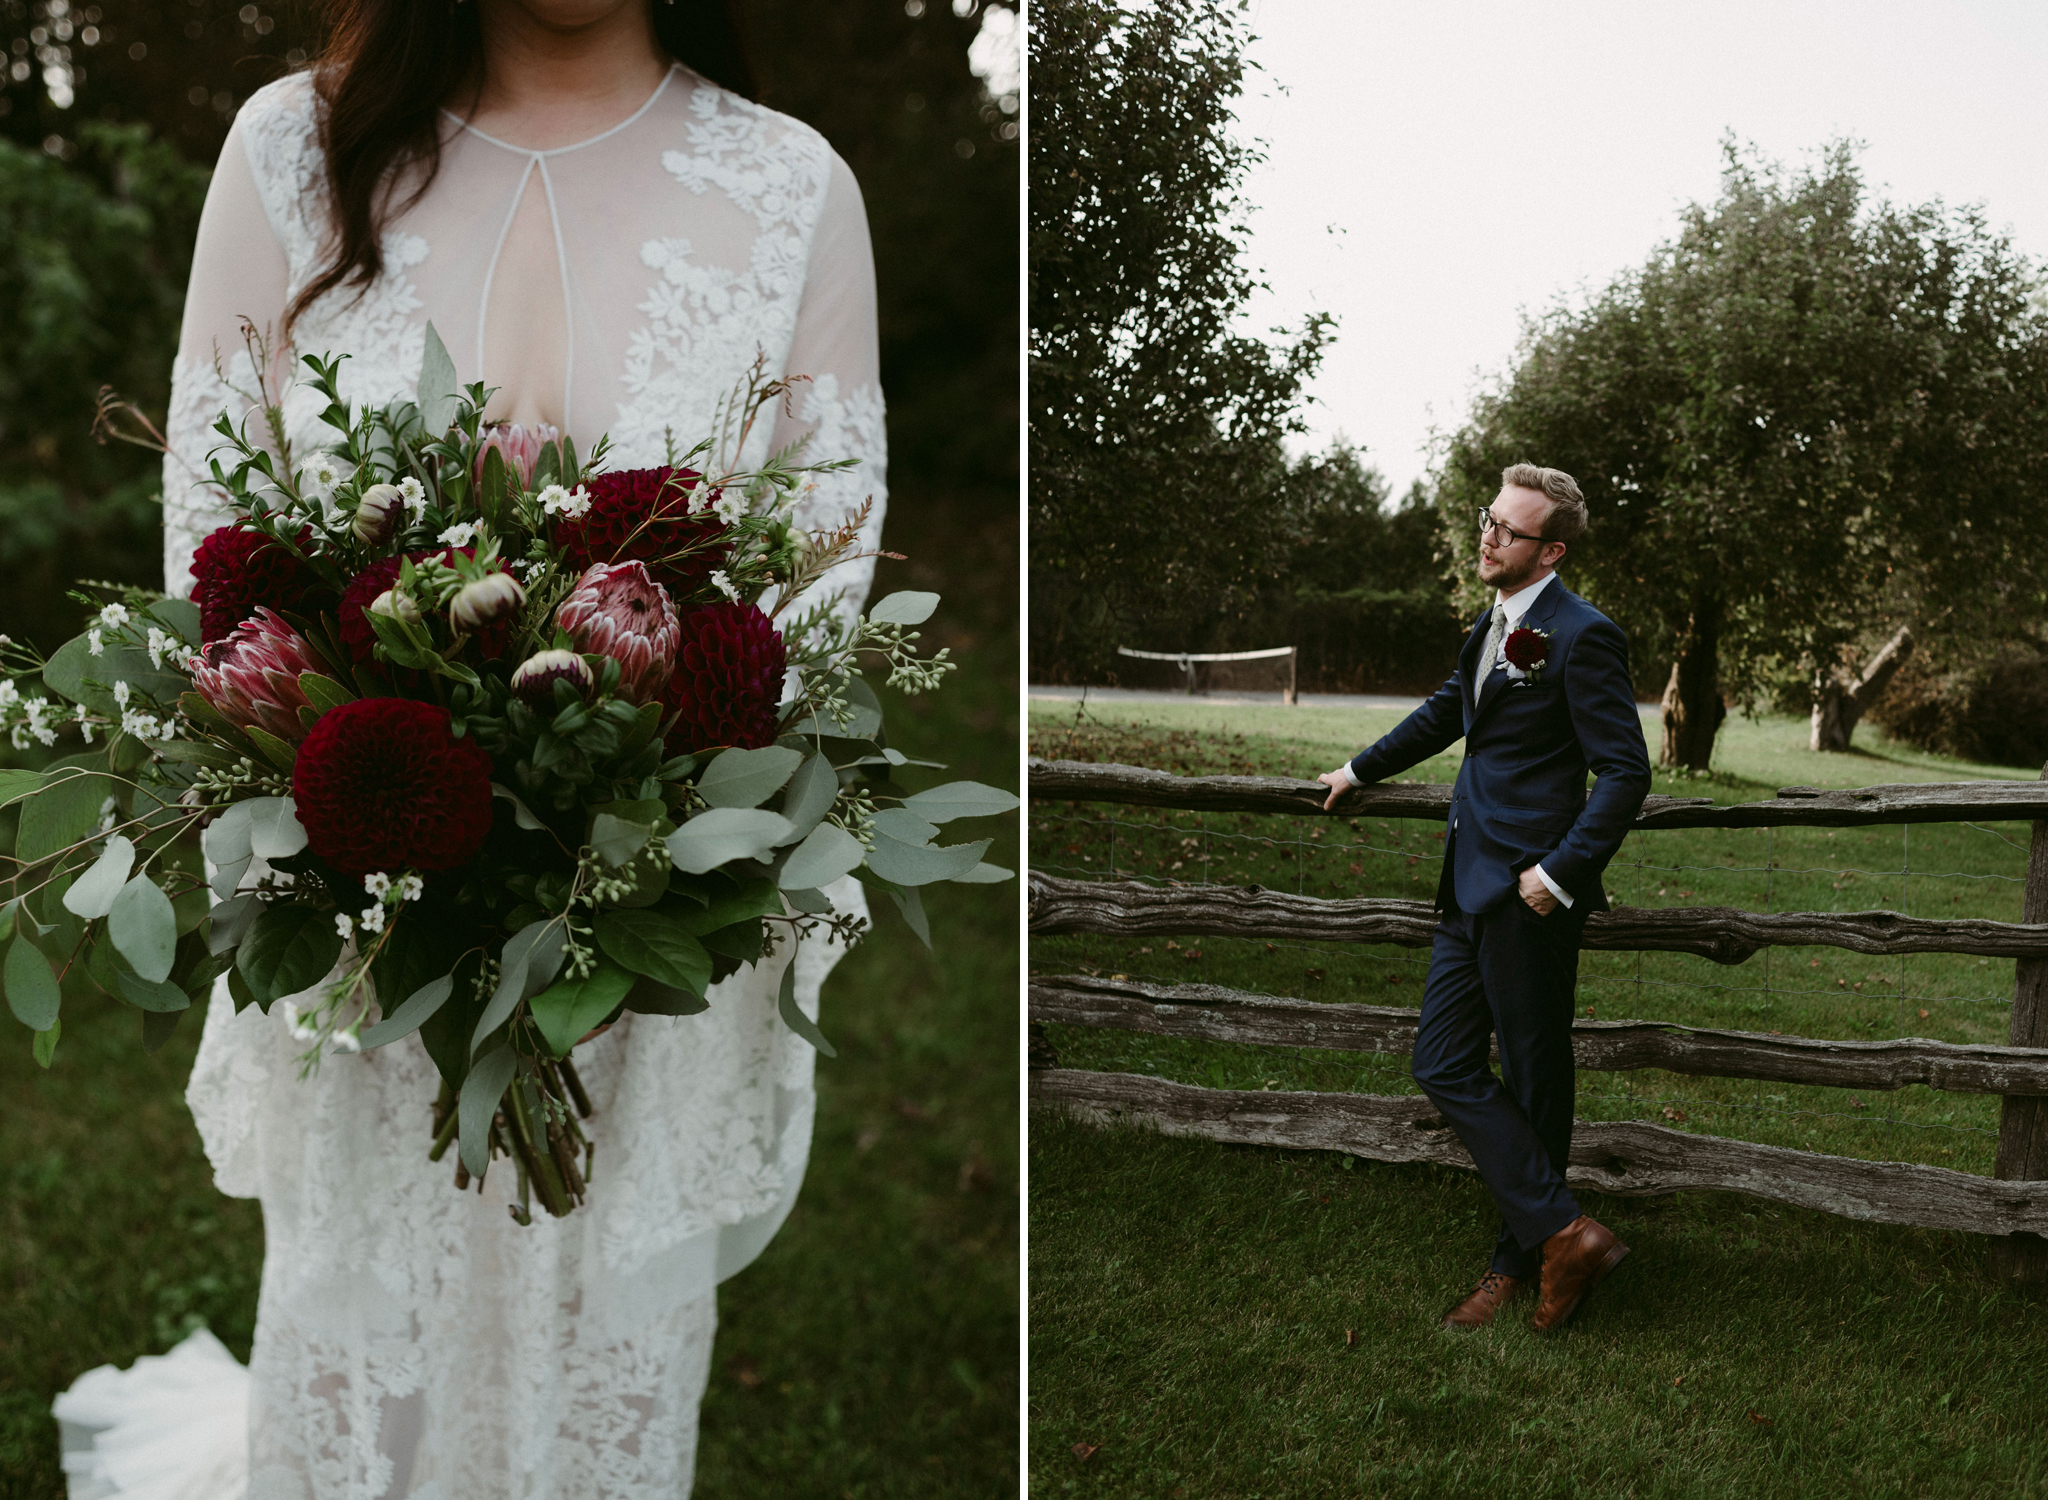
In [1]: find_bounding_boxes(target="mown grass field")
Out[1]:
[1029,698,2048,1498]
[0,549,1019,1499]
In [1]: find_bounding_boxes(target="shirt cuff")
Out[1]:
[1534,864,1573,909]
[1332,762,1359,788]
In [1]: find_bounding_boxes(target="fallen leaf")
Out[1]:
[731,1356,764,1389]
[1849,1097,1866,1109]
[1919,1008,1930,1020]
[1305,967,1326,982]
[1584,1006,1596,1019]
[1661,1105,1689,1123]
[1138,946,1152,955]
[1184,949,1203,960]
[1809,958,1820,968]
[1345,1328,1357,1347]
[1748,1410,1772,1426]
[1348,862,1364,876]
[1109,973,1128,981]
[1672,1375,1685,1386]
[1071,1443,1099,1462]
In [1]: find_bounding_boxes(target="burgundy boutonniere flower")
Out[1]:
[1503,626,1552,683]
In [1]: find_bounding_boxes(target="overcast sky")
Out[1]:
[1229,0,2048,502]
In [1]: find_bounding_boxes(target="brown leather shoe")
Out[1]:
[1530,1215,1629,1333]
[1437,1270,1527,1330]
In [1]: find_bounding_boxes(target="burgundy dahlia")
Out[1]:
[1503,627,1550,671]
[556,561,680,705]
[661,601,787,751]
[554,466,731,594]
[190,524,322,644]
[189,608,323,744]
[293,698,495,876]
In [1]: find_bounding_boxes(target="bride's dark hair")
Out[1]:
[287,0,754,333]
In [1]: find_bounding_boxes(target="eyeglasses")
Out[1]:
[1477,508,1549,548]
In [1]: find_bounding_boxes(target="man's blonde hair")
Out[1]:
[1501,462,1589,548]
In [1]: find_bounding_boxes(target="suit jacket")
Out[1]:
[1346,578,1651,916]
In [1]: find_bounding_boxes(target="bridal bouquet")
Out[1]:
[0,326,1014,1223]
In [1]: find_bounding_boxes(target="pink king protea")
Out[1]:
[190,608,324,743]
[555,561,680,705]
[475,422,558,490]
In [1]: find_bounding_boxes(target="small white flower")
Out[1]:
[712,492,746,526]
[438,521,478,548]
[281,1000,321,1043]
[112,680,131,707]
[301,453,349,501]
[363,871,392,899]
[87,629,103,658]
[359,903,387,935]
[334,912,355,939]
[539,483,592,520]
[75,702,93,745]
[397,476,427,518]
[0,680,19,707]
[397,874,424,903]
[145,627,168,669]
[95,795,118,834]
[710,569,739,602]
[98,603,131,630]
[330,1028,362,1054]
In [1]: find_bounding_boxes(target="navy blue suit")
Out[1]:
[1345,577,1651,1276]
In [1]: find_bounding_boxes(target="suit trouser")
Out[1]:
[1410,892,1586,1278]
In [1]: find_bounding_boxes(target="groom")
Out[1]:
[1317,463,1652,1334]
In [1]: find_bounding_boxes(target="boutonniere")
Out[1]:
[1502,625,1553,685]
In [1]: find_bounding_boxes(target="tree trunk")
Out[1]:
[1811,624,1915,753]
[1659,595,1724,772]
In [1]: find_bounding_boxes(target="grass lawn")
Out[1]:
[1029,699,2048,1497]
[0,535,1019,1499]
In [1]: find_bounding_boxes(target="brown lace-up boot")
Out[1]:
[1530,1215,1629,1333]
[1437,1270,1527,1330]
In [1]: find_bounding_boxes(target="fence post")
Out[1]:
[1992,762,2048,1284]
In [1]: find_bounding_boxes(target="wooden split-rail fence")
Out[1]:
[1026,758,2048,1281]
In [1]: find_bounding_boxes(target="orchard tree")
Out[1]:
[1437,140,2048,770]
[1029,0,1329,678]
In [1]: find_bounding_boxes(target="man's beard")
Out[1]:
[1481,553,1542,594]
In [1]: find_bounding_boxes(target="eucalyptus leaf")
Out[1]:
[17,769,112,865]
[32,1017,59,1067]
[0,768,45,808]
[109,876,178,983]
[900,780,1021,823]
[696,745,803,810]
[145,598,202,644]
[775,959,837,1057]
[949,862,1015,884]
[871,807,940,845]
[142,1006,183,1054]
[358,974,455,1049]
[417,321,461,438]
[778,823,867,891]
[863,833,991,888]
[237,903,345,1007]
[470,918,566,1058]
[44,633,184,716]
[62,835,135,919]
[881,882,932,948]
[205,891,263,956]
[200,799,257,868]
[588,813,652,869]
[457,1039,518,1178]
[4,938,60,1030]
[247,797,309,860]
[665,809,794,873]
[491,783,546,831]
[116,966,191,1013]
[777,754,838,842]
[867,590,940,626]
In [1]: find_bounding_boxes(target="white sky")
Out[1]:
[1230,0,2048,501]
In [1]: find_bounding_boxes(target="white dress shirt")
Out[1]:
[1331,569,1574,907]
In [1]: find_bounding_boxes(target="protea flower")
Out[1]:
[511,649,595,708]
[448,570,526,632]
[476,422,557,490]
[555,561,679,705]
[189,608,323,744]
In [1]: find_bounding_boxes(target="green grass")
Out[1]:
[0,537,1019,1499]
[1029,701,2048,1497]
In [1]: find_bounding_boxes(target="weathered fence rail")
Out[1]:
[1027,757,2048,1280]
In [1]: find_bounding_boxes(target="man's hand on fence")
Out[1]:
[1518,865,1560,915]
[1316,770,1350,811]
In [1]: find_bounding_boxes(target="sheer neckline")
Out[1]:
[444,64,678,158]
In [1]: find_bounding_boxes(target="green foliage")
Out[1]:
[0,121,207,649]
[1029,0,1331,677]
[1437,139,2048,754]
[1868,640,2048,770]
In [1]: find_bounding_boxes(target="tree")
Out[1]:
[1437,140,2048,770]
[1029,0,1329,680]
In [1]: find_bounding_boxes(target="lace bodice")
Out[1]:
[160,66,887,1498]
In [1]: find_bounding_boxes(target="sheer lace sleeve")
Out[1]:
[162,113,293,598]
[772,151,888,624]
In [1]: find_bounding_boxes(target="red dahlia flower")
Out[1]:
[556,561,680,705]
[554,466,731,595]
[1503,627,1550,671]
[189,608,323,744]
[190,524,322,644]
[661,601,787,751]
[293,698,495,876]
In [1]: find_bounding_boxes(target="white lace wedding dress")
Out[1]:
[53,64,886,1500]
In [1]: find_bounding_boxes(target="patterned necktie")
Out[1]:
[1477,602,1509,704]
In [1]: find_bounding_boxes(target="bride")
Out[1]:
[54,1,885,1495]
